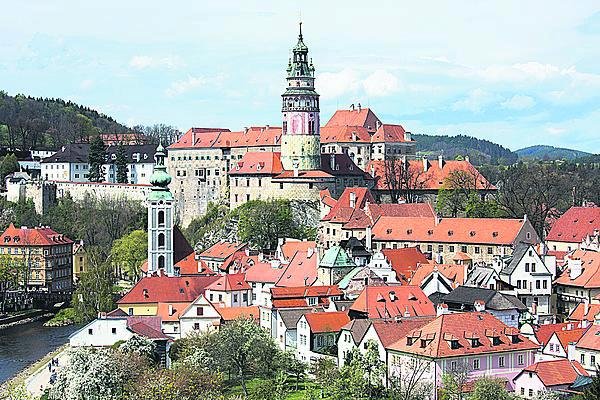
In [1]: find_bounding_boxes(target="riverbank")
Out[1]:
[0,309,49,330]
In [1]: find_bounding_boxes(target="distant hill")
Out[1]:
[413,133,518,165]
[515,145,593,161]
[0,91,131,150]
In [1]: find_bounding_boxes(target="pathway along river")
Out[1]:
[0,318,78,383]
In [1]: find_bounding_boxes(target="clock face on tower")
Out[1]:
[290,112,305,135]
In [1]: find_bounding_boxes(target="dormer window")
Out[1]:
[450,340,460,349]
[307,297,317,306]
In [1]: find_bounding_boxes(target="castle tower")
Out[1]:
[147,144,174,276]
[281,22,321,171]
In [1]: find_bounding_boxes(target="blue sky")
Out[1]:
[2,1,600,152]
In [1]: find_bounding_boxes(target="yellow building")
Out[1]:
[72,240,87,283]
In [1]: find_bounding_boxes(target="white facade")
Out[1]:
[70,317,132,347]
[147,199,174,276]
[366,251,398,283]
[205,288,251,308]
[179,295,221,337]
[541,332,569,359]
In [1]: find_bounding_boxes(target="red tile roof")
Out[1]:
[381,248,430,283]
[199,241,247,260]
[546,206,600,243]
[274,170,334,179]
[388,312,538,358]
[325,108,381,131]
[372,318,434,348]
[156,301,190,322]
[519,359,588,387]
[574,324,600,351]
[569,303,600,323]
[304,311,350,333]
[280,240,316,261]
[175,252,215,275]
[372,216,529,245]
[409,263,466,289]
[128,321,172,340]
[169,126,281,149]
[366,159,494,191]
[229,152,284,175]
[322,187,376,222]
[0,223,73,246]
[350,285,436,319]
[550,328,588,350]
[320,189,337,208]
[275,250,318,287]
[206,273,251,291]
[117,275,219,304]
[371,124,411,143]
[217,306,259,322]
[535,323,583,346]
[366,202,436,220]
[555,250,600,289]
[244,259,287,284]
[320,125,372,143]
[271,285,342,309]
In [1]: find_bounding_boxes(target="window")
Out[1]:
[474,246,480,254]
[549,343,554,351]
[438,245,443,252]
[449,245,455,252]
[218,294,223,302]
[473,359,480,370]
[461,245,467,253]
[300,334,307,346]
[581,354,586,365]
[88,328,93,335]
[518,354,524,365]
[194,323,200,330]
[128,308,133,316]
[196,306,203,316]
[308,297,317,306]
[525,263,530,272]
[536,280,541,289]
[209,293,213,301]
[243,293,248,303]
[592,355,596,365]
[450,361,457,370]
[543,280,547,289]
[529,389,533,397]
[487,247,493,255]
[158,233,165,249]
[233,294,238,303]
[112,327,117,334]
[498,356,505,367]
[427,244,433,252]
[158,210,165,227]
[521,388,525,396]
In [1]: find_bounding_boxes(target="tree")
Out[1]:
[115,143,129,183]
[0,153,19,183]
[469,377,516,400]
[388,357,433,400]
[578,367,600,400]
[383,156,425,203]
[0,380,33,400]
[275,350,307,391]
[119,335,157,363]
[88,135,106,182]
[439,360,471,400]
[133,124,181,145]
[110,229,147,281]
[436,168,494,217]
[71,251,115,323]
[185,202,233,251]
[0,255,26,313]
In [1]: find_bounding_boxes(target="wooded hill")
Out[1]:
[0,91,131,150]
[515,145,592,161]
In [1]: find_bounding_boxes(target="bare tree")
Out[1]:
[383,156,425,203]
[440,360,472,400]
[388,356,434,400]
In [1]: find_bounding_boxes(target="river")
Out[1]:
[0,318,78,383]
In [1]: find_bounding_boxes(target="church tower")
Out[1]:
[281,22,321,171]
[147,144,174,276]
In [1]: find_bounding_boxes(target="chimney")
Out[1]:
[422,157,428,172]
[293,160,299,178]
[330,154,336,170]
[376,120,382,130]
[569,258,583,280]
[191,130,196,145]
[168,304,174,316]
[244,127,249,134]
[349,192,356,209]
[437,303,449,316]
[357,103,361,112]
[350,103,355,111]
[474,300,485,312]
[265,124,270,130]
[438,155,443,169]
[352,131,357,142]
[307,247,314,258]
[465,155,470,163]
[370,164,375,177]
[404,131,412,141]
[584,299,590,317]
[365,225,372,250]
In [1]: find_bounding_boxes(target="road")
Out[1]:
[25,349,69,397]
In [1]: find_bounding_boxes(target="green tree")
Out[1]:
[127,366,223,400]
[115,143,129,183]
[470,377,516,400]
[0,255,26,312]
[0,153,19,183]
[275,350,307,391]
[577,367,600,400]
[72,251,116,323]
[110,229,147,281]
[88,135,106,182]
[185,202,232,251]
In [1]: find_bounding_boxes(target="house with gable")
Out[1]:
[204,273,252,307]
[317,245,356,285]
[513,359,588,398]
[409,263,466,297]
[555,249,600,315]
[546,206,600,252]
[540,325,587,360]
[338,319,372,366]
[463,265,500,290]
[367,247,430,284]
[568,302,600,324]
[571,317,600,374]
[179,293,222,336]
[198,241,247,272]
[348,285,435,320]
[296,311,350,363]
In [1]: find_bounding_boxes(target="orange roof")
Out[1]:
[175,252,215,275]
[371,124,411,143]
[275,250,318,287]
[206,273,251,291]
[366,159,494,191]
[381,248,430,283]
[156,301,190,322]
[280,240,316,260]
[0,223,73,246]
[217,305,259,322]
[304,311,350,333]
[350,285,435,319]
[555,250,600,289]
[550,328,588,350]
[199,241,247,260]
[409,264,466,288]
[117,275,219,304]
[535,323,583,346]
[320,125,371,144]
[568,303,600,323]
[169,126,281,149]
[452,251,472,261]
[546,206,600,243]
[229,152,284,175]
[322,187,376,222]
[366,203,436,220]
[273,169,334,179]
[388,312,538,358]
[372,318,434,348]
[271,285,342,309]
[244,259,287,284]
[325,108,381,131]
[372,216,528,245]
[320,189,337,208]
[575,324,600,351]
[519,359,588,387]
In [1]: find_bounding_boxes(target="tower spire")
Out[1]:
[299,21,303,39]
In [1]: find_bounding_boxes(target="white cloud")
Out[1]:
[501,94,536,110]
[546,126,566,136]
[79,79,94,90]
[315,69,361,100]
[165,75,207,97]
[452,88,499,113]
[362,70,401,97]
[129,55,184,70]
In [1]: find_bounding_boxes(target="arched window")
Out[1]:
[158,210,165,227]
[158,255,165,270]
[158,233,165,249]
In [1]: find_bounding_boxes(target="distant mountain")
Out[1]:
[413,133,518,165]
[515,145,593,161]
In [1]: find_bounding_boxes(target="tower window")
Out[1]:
[158,255,165,270]
[158,233,165,249]
[158,210,165,227]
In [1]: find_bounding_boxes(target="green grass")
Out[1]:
[223,377,316,399]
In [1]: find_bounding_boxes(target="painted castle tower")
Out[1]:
[280,22,321,171]
[147,143,174,276]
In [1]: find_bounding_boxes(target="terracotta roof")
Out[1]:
[546,206,600,243]
[555,250,600,289]
[550,328,588,350]
[206,273,251,291]
[320,189,337,208]
[128,321,171,340]
[274,170,334,179]
[366,159,494,191]
[117,275,219,304]
[271,285,342,309]
[217,305,259,322]
[175,252,215,275]
[518,359,588,387]
[409,264,466,289]
[325,108,381,131]
[280,240,316,260]
[388,312,538,358]
[0,223,73,246]
[244,259,287,284]
[156,301,189,322]
[366,202,436,220]
[371,124,411,143]
[199,241,247,260]
[228,152,284,175]
[381,248,430,283]
[169,126,281,149]
[372,216,529,245]
[535,323,582,346]
[304,311,350,333]
[322,187,376,222]
[372,318,434,348]
[350,285,435,319]
[452,252,472,261]
[275,250,318,287]
[569,303,600,323]
[574,324,600,351]
[320,125,371,144]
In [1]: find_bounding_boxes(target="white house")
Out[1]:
[274,308,313,351]
[338,319,372,366]
[513,359,588,398]
[366,250,398,283]
[204,273,252,307]
[540,326,587,360]
[296,311,349,363]
[178,294,222,337]
[70,313,132,347]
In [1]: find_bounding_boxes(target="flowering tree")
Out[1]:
[119,335,157,362]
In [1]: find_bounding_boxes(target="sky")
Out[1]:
[1,1,600,153]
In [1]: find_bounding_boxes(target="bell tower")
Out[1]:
[147,143,174,276]
[281,22,321,171]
